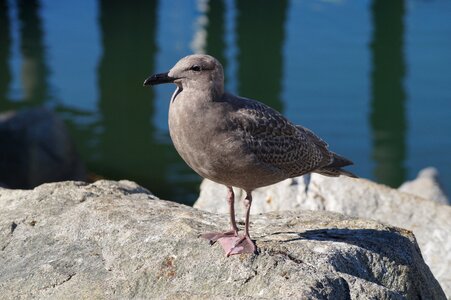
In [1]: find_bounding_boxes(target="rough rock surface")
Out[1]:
[195,174,451,298]
[398,167,449,205]
[0,108,86,189]
[0,180,445,299]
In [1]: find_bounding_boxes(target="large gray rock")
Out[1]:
[195,175,451,298]
[0,180,445,299]
[0,108,86,189]
[398,167,449,205]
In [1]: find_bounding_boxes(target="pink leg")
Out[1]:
[222,191,257,256]
[201,186,239,244]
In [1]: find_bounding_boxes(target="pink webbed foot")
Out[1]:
[201,229,238,245]
[201,187,257,256]
[219,235,257,256]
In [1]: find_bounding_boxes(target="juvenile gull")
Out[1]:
[144,54,356,256]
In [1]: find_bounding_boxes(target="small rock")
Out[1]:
[398,167,449,205]
[0,180,446,299]
[196,177,313,216]
[0,108,87,189]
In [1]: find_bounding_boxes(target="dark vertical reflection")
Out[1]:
[0,0,11,109]
[370,0,406,187]
[205,0,226,82]
[235,0,287,112]
[98,0,172,198]
[17,0,49,106]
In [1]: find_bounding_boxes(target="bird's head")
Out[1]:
[144,54,224,97]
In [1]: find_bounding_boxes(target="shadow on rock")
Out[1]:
[278,228,417,265]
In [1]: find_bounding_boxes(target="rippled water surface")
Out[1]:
[1,0,450,204]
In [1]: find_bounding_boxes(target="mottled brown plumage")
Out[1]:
[144,54,356,256]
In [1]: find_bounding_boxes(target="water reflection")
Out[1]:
[236,0,287,112]
[0,0,11,109]
[97,0,173,198]
[205,0,227,77]
[17,0,49,106]
[370,0,407,187]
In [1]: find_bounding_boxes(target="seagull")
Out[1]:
[144,54,356,256]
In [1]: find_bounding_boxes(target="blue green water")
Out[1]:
[1,0,450,204]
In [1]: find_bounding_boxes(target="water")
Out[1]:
[1,0,450,205]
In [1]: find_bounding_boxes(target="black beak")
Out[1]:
[143,72,175,86]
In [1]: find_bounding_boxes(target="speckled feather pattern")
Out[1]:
[224,94,334,177]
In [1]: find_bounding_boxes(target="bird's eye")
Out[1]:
[190,65,201,72]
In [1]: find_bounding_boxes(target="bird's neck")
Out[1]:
[182,79,224,101]
[180,82,224,103]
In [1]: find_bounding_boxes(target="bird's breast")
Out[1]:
[168,97,250,184]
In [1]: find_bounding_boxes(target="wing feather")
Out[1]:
[227,96,332,176]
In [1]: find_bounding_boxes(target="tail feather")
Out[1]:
[329,152,354,168]
[315,167,357,178]
[315,152,357,178]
